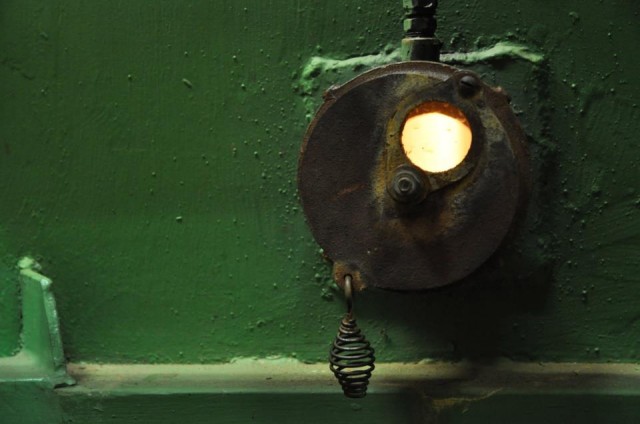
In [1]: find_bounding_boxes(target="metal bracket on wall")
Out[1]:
[0,257,74,388]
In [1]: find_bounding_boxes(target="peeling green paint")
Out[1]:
[297,41,543,117]
[443,41,544,64]
[297,45,401,116]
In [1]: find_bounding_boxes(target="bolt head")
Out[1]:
[396,176,417,194]
[389,167,427,204]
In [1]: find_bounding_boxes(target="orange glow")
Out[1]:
[401,102,472,173]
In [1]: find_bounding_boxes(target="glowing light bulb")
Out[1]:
[401,102,472,173]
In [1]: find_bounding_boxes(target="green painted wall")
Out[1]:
[0,0,639,364]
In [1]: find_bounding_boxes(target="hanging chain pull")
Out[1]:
[329,275,376,398]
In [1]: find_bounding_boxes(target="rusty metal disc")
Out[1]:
[298,61,529,290]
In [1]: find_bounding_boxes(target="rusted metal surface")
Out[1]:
[298,62,530,290]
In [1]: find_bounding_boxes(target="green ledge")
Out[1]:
[1,263,639,423]
[56,360,640,423]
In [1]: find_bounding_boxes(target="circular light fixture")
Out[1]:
[401,101,472,173]
[298,62,529,290]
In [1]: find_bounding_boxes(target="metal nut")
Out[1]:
[403,17,436,35]
[388,166,428,204]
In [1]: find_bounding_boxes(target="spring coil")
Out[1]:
[329,275,375,398]
[330,315,376,398]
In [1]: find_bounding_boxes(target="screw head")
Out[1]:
[459,75,481,98]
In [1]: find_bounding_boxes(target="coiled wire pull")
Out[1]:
[329,275,375,398]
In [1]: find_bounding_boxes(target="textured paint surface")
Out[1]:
[0,241,19,356]
[4,359,640,423]
[1,0,639,367]
[0,382,63,424]
[53,392,640,424]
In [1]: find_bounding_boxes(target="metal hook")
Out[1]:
[344,274,354,319]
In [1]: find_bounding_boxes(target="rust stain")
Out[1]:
[333,262,366,291]
[334,183,365,199]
